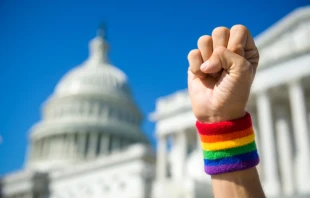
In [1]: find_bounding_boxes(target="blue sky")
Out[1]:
[0,0,309,175]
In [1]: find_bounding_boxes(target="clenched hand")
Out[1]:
[188,25,259,123]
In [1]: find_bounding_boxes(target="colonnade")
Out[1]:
[29,132,133,163]
[156,80,310,196]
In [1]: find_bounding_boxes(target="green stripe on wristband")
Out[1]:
[203,141,257,160]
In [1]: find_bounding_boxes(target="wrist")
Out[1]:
[198,110,246,123]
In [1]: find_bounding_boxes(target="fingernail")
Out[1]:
[200,60,209,71]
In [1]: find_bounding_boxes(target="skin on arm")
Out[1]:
[187,25,265,198]
[212,168,265,198]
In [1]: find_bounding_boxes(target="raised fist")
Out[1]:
[187,25,259,123]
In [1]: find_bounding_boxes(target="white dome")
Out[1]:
[27,29,147,172]
[55,34,131,98]
[55,63,130,97]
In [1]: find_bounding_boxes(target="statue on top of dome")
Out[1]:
[88,22,109,64]
[97,22,107,40]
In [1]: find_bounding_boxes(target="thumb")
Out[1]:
[200,46,253,79]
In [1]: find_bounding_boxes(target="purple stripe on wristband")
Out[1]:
[204,157,260,175]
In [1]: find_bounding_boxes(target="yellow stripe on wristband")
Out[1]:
[201,133,255,151]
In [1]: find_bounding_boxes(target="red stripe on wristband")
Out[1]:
[196,112,252,135]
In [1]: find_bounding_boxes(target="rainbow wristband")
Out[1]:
[196,112,259,175]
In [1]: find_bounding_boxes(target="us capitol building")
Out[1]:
[1,6,310,198]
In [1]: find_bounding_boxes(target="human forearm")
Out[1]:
[200,113,265,198]
[196,112,265,198]
[212,167,265,198]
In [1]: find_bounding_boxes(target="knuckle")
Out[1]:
[230,44,244,53]
[190,65,199,72]
[212,26,229,37]
[213,46,226,54]
[191,66,201,75]
[191,70,203,78]
[240,60,252,73]
[197,35,212,47]
[256,49,260,59]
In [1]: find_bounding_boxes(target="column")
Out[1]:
[120,138,129,149]
[170,131,187,179]
[62,135,70,159]
[36,140,43,159]
[77,132,87,159]
[196,129,201,150]
[50,136,56,158]
[156,135,167,180]
[47,137,52,158]
[87,132,98,158]
[111,136,121,152]
[93,102,100,119]
[43,138,50,159]
[61,135,66,158]
[67,133,76,159]
[23,192,33,198]
[251,113,261,153]
[53,136,59,158]
[256,91,280,196]
[99,134,110,155]
[251,113,263,178]
[57,135,65,158]
[175,131,187,179]
[275,105,294,195]
[288,80,310,193]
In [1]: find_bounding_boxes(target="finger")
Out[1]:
[228,24,259,72]
[197,35,213,62]
[227,25,247,57]
[200,58,222,74]
[210,27,230,77]
[203,46,253,80]
[212,27,230,50]
[188,49,205,78]
[227,25,256,56]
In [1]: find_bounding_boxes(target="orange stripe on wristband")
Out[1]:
[200,126,254,143]
[201,133,255,151]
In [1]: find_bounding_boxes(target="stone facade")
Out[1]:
[49,144,154,198]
